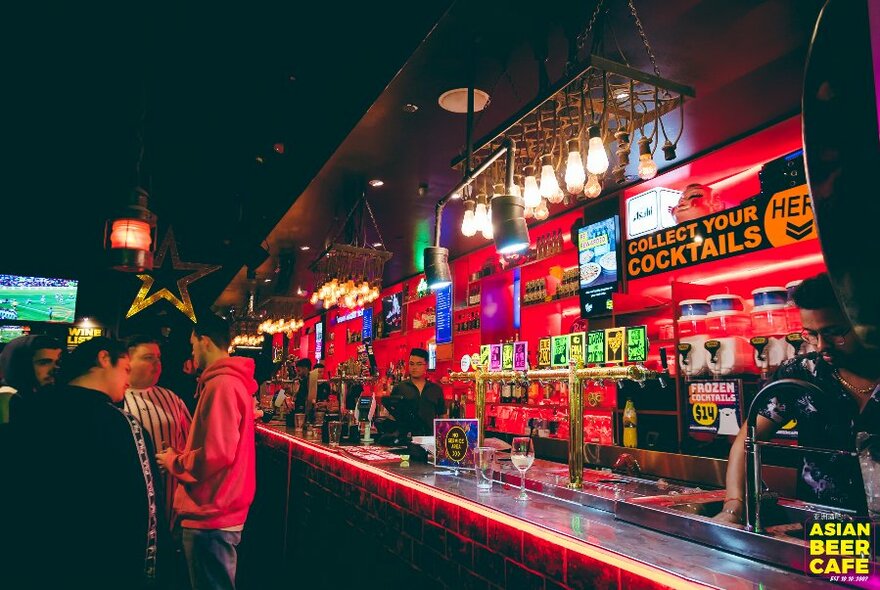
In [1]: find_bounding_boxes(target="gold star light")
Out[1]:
[125,227,220,323]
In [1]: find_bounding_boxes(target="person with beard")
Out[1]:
[0,334,63,423]
[715,273,880,523]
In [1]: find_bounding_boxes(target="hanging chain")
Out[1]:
[627,0,661,78]
[577,0,606,51]
[363,195,387,251]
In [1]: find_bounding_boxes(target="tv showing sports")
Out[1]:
[0,325,30,343]
[0,274,78,323]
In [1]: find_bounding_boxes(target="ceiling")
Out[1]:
[1,0,824,325]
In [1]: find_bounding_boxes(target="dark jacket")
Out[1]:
[2,385,168,589]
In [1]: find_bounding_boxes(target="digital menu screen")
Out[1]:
[578,215,620,318]
[434,284,452,344]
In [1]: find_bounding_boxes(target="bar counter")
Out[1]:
[247,423,840,590]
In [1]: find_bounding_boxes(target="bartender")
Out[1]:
[716,273,880,523]
[292,358,312,414]
[386,348,446,436]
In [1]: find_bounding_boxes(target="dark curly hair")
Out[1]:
[792,273,840,310]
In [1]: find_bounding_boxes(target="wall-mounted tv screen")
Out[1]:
[0,325,30,343]
[0,274,78,323]
[382,292,402,334]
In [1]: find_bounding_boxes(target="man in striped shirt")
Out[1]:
[124,334,192,528]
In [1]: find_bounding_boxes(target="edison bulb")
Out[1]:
[523,174,541,208]
[638,153,658,180]
[585,174,602,199]
[547,186,564,205]
[539,163,560,198]
[586,136,609,175]
[565,148,586,194]
[461,209,477,237]
[524,206,534,219]
[534,198,549,220]
[481,213,493,239]
[509,183,521,198]
[474,201,489,230]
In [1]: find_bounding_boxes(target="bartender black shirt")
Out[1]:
[389,379,446,436]
[758,356,880,513]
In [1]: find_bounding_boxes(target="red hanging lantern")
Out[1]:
[104,187,158,272]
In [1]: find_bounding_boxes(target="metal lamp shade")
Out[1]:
[491,194,530,254]
[424,246,452,290]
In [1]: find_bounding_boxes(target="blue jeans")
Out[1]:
[181,528,242,590]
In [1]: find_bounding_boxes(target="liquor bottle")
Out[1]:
[501,383,512,404]
[449,393,463,419]
[623,398,638,448]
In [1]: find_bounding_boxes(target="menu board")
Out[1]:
[434,419,479,469]
[578,215,620,318]
[435,284,452,344]
[362,307,373,341]
[314,321,324,362]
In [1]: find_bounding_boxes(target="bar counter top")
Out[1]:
[256,423,841,590]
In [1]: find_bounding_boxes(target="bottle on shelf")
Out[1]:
[623,398,638,448]
[449,393,463,419]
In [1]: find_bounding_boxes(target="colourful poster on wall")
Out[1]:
[480,344,490,369]
[501,342,514,371]
[489,344,502,371]
[687,380,742,442]
[513,341,528,371]
[626,325,648,362]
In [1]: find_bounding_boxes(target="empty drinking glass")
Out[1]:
[510,436,535,502]
[328,421,342,447]
[475,447,495,493]
[294,413,306,431]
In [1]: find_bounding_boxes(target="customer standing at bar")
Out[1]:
[0,334,63,423]
[388,347,446,436]
[292,357,311,414]
[2,337,165,589]
[156,313,257,590]
[124,334,192,529]
[716,273,880,523]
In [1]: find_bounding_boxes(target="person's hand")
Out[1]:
[155,448,178,474]
[712,499,744,525]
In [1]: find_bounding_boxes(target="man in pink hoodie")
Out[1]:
[156,313,257,590]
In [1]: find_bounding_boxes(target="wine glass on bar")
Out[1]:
[510,436,535,502]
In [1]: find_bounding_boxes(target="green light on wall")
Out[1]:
[413,219,432,273]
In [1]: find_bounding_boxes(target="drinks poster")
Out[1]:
[480,344,490,369]
[551,335,570,368]
[687,380,742,442]
[513,341,528,371]
[626,325,648,362]
[569,332,586,366]
[587,330,605,364]
[501,342,514,370]
[433,419,478,469]
[489,344,502,371]
[578,215,620,318]
[538,337,552,368]
[605,327,625,363]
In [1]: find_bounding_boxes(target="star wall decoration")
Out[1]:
[125,227,220,323]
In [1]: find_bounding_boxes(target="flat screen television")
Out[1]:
[0,274,78,323]
[382,292,402,334]
[0,325,30,343]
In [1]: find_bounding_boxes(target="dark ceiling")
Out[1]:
[2,0,824,326]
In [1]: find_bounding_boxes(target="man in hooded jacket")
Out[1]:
[156,313,257,590]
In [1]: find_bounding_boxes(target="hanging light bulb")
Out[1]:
[481,199,494,239]
[473,193,489,232]
[534,198,549,220]
[637,136,658,180]
[509,174,522,198]
[585,174,602,199]
[564,138,586,195]
[522,165,541,208]
[539,154,560,199]
[460,200,477,237]
[524,206,534,219]
[586,125,609,175]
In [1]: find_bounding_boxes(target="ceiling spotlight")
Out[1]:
[368,179,384,187]
[300,245,310,251]
[402,103,419,113]
[491,194,530,255]
[372,242,383,247]
[438,88,490,113]
[424,247,452,290]
[273,143,285,154]
[255,156,264,164]
[263,278,272,283]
